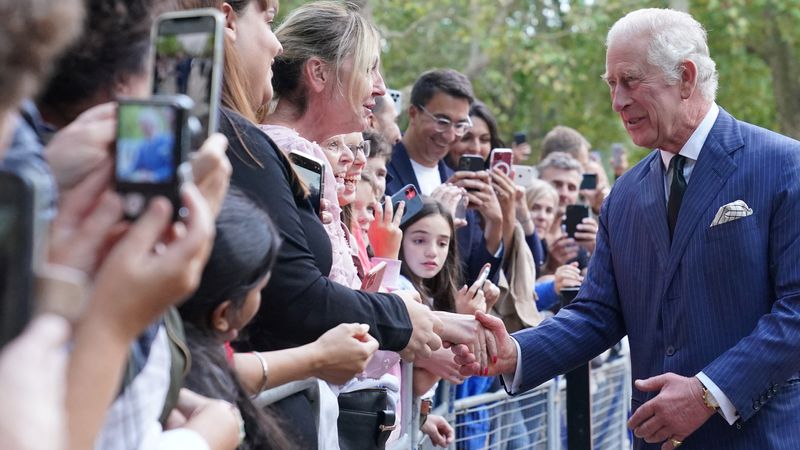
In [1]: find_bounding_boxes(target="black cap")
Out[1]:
[513,131,527,145]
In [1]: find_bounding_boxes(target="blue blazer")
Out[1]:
[386,142,502,284]
[510,109,800,449]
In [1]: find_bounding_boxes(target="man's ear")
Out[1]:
[679,59,698,100]
[407,104,419,123]
[303,57,329,94]
[211,300,233,333]
[221,3,237,42]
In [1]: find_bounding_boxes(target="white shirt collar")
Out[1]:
[660,103,719,169]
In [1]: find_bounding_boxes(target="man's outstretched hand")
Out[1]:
[451,311,518,377]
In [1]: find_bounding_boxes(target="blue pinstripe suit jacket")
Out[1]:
[511,109,800,449]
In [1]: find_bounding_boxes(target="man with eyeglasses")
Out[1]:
[385,68,504,285]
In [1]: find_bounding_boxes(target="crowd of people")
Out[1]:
[2,1,798,450]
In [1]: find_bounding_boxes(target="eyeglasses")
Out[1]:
[415,104,472,137]
[324,138,371,158]
[347,140,371,158]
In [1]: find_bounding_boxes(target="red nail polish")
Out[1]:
[492,356,498,364]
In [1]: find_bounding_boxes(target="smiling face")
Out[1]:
[539,166,582,213]
[446,115,491,167]
[604,37,690,152]
[231,1,283,107]
[339,132,367,205]
[402,214,451,279]
[321,134,355,195]
[405,91,471,167]
[325,54,387,135]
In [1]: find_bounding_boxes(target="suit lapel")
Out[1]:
[387,142,421,193]
[662,110,742,285]
[639,153,670,271]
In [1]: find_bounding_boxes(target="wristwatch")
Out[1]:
[701,383,721,413]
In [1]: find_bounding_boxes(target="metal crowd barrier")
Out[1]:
[418,356,632,450]
[251,355,631,450]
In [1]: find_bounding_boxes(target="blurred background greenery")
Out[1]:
[277,0,800,166]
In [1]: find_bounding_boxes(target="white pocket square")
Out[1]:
[710,200,752,227]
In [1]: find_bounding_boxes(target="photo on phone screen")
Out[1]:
[0,170,35,349]
[115,96,192,220]
[288,151,325,215]
[152,9,224,149]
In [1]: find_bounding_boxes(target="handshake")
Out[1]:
[397,287,519,379]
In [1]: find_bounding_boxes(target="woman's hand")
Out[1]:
[308,323,379,384]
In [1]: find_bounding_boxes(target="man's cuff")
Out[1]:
[697,371,739,425]
[501,337,524,395]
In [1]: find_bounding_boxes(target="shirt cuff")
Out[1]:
[501,337,524,395]
[492,241,505,258]
[696,371,739,425]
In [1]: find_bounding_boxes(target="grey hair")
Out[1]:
[537,151,583,174]
[606,8,718,102]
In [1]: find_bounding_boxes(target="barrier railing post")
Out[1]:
[547,376,560,450]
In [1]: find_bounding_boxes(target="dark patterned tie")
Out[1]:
[667,155,687,240]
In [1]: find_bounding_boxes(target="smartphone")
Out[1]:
[151,9,224,149]
[0,170,35,349]
[489,148,513,177]
[114,95,193,221]
[360,261,387,293]
[458,154,486,172]
[564,204,590,238]
[390,184,424,226]
[560,286,580,304]
[474,263,491,288]
[513,132,527,146]
[579,173,598,190]
[288,150,325,215]
[513,165,537,188]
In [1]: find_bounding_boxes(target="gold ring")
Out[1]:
[670,438,683,448]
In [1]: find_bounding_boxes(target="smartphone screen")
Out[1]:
[152,10,223,149]
[115,96,192,220]
[564,204,590,238]
[580,173,598,190]
[116,103,178,184]
[288,151,324,215]
[0,171,34,349]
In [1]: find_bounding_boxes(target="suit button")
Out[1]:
[760,394,767,403]
[666,346,675,356]
[753,400,761,410]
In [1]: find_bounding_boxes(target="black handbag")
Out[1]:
[337,388,396,450]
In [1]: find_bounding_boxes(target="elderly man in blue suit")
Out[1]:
[457,8,800,450]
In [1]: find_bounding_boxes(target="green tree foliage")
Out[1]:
[276,0,799,165]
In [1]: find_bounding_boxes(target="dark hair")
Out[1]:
[409,69,474,108]
[399,199,462,312]
[179,188,292,450]
[0,0,84,113]
[36,0,170,125]
[470,100,505,149]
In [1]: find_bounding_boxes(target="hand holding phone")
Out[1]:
[489,148,513,177]
[458,154,486,172]
[564,204,590,238]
